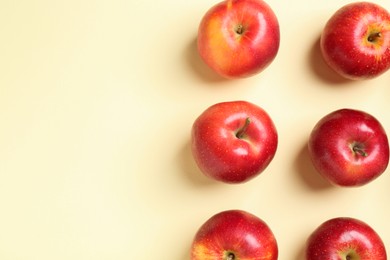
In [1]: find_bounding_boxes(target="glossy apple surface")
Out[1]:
[306,217,387,260]
[197,0,280,79]
[191,210,278,260]
[308,108,389,187]
[320,2,390,80]
[191,101,278,184]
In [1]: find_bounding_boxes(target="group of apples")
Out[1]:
[189,0,390,259]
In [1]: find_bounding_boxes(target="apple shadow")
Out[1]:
[295,245,306,260]
[184,37,228,83]
[177,139,218,187]
[308,35,353,86]
[294,142,333,191]
[181,246,191,260]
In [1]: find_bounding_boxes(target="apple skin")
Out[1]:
[320,2,390,80]
[197,0,280,79]
[305,217,387,260]
[308,108,389,187]
[191,101,278,184]
[191,210,278,260]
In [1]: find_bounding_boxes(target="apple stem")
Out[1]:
[368,32,381,43]
[227,253,235,260]
[236,117,251,139]
[353,145,368,157]
[235,24,244,35]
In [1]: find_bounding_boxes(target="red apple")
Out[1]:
[191,101,278,184]
[197,0,280,79]
[308,108,389,187]
[191,210,278,260]
[320,2,390,80]
[306,217,387,260]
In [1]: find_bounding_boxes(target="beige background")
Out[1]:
[0,0,389,259]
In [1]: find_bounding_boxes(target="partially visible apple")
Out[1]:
[308,108,389,187]
[306,217,387,260]
[320,2,390,80]
[191,210,278,260]
[191,101,278,184]
[197,0,280,79]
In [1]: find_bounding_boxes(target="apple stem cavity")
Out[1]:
[235,24,244,35]
[352,144,368,157]
[367,32,382,43]
[235,117,251,139]
[226,252,235,260]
